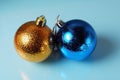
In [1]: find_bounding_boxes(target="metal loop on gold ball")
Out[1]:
[36,15,46,27]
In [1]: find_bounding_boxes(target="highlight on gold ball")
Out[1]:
[14,15,53,62]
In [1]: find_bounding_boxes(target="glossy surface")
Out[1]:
[57,20,97,60]
[14,21,53,62]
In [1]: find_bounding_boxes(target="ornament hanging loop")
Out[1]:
[36,15,46,27]
[56,15,64,28]
[53,15,65,35]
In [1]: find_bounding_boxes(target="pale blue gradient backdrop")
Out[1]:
[0,0,120,80]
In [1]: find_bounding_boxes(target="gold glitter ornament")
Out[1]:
[14,15,53,62]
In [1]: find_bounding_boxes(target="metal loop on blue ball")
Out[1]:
[56,15,64,28]
[52,15,65,51]
[52,15,64,35]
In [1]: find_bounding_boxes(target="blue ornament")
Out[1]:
[56,19,97,60]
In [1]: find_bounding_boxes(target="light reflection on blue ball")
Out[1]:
[57,20,97,60]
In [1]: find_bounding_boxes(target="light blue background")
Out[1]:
[0,0,120,80]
